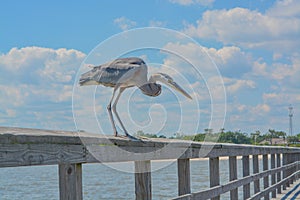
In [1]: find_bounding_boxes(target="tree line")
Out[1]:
[135,129,300,146]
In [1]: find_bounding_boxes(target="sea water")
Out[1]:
[0,158,263,199]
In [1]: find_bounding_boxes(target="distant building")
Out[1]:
[259,138,287,145]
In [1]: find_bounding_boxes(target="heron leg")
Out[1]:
[112,87,132,137]
[107,88,118,136]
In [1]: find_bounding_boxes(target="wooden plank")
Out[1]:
[229,156,238,199]
[173,162,300,200]
[263,154,269,200]
[252,154,260,194]
[59,163,82,200]
[283,153,287,190]
[2,127,300,167]
[177,159,191,196]
[135,160,152,200]
[4,127,300,200]
[271,154,276,198]
[243,155,250,199]
[290,154,296,184]
[249,170,300,200]
[0,143,87,167]
[209,157,220,200]
[276,153,281,194]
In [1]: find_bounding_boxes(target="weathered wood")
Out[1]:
[271,154,276,198]
[276,153,281,194]
[249,170,300,200]
[229,156,238,199]
[2,127,300,167]
[177,159,191,196]
[283,153,287,190]
[253,154,260,194]
[59,163,82,200]
[288,154,293,184]
[243,155,250,199]
[2,127,300,200]
[209,157,220,200]
[263,154,269,200]
[173,162,300,200]
[135,160,152,200]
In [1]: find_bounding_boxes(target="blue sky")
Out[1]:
[0,0,299,136]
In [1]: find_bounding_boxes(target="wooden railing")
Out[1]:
[0,127,300,200]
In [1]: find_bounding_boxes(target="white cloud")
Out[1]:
[267,0,300,17]
[0,85,29,107]
[206,46,252,77]
[252,53,300,87]
[114,17,137,31]
[184,5,300,52]
[0,46,85,84]
[224,78,256,94]
[162,42,253,78]
[252,104,271,114]
[0,46,85,129]
[169,0,214,6]
[149,20,166,27]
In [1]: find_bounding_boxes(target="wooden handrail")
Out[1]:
[1,127,300,200]
[172,162,300,200]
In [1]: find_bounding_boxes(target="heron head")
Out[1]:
[139,83,162,97]
[79,67,99,86]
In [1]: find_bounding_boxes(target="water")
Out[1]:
[0,158,268,199]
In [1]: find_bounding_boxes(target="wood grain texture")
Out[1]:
[242,155,250,199]
[59,163,82,200]
[253,154,260,194]
[1,127,300,200]
[263,154,270,200]
[209,157,220,200]
[1,127,300,167]
[177,159,191,196]
[229,156,238,199]
[135,160,151,200]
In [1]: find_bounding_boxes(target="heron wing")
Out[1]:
[94,57,146,87]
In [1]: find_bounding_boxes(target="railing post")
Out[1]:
[283,153,288,190]
[288,154,293,185]
[209,157,220,200]
[276,153,281,194]
[229,156,238,199]
[135,160,152,200]
[263,154,269,200]
[271,154,276,198]
[242,155,250,199]
[59,163,83,200]
[177,159,191,196]
[291,153,297,183]
[253,154,260,194]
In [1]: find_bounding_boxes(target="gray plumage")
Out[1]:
[79,57,192,139]
[79,57,145,88]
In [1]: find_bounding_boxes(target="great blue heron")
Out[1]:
[79,57,192,139]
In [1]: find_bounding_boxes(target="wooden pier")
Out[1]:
[0,126,300,200]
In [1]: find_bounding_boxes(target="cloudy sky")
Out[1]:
[0,0,299,136]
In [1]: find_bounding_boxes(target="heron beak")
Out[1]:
[168,81,192,100]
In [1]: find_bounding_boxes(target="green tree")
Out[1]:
[287,136,298,144]
[218,131,251,144]
[193,133,206,142]
[135,130,158,138]
[250,131,260,145]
